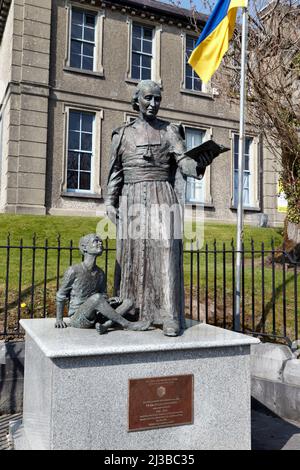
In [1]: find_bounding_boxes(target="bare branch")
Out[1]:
[173,0,300,222]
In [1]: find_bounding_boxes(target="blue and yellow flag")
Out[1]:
[188,0,247,83]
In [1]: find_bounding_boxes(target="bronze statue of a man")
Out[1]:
[106,80,216,337]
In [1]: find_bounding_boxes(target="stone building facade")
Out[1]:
[0,0,285,226]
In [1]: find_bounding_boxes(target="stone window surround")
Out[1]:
[125,16,162,86]
[61,104,103,198]
[180,32,213,99]
[124,113,213,206]
[183,34,202,92]
[131,23,154,81]
[230,130,260,211]
[183,123,213,206]
[124,112,137,124]
[64,1,105,77]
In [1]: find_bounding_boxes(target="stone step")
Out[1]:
[0,414,22,450]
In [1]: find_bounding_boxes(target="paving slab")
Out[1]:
[251,399,300,450]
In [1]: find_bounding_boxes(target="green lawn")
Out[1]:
[0,214,283,246]
[1,214,297,342]
[0,214,102,245]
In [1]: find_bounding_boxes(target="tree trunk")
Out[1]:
[284,219,300,262]
[266,218,300,265]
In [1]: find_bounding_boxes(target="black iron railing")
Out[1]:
[184,239,299,345]
[0,235,299,344]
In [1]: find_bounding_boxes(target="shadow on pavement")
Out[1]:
[251,398,300,450]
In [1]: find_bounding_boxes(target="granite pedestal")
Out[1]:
[12,319,259,450]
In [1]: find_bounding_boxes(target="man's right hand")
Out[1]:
[55,320,68,329]
[106,205,119,225]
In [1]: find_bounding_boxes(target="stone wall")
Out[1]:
[47,0,283,226]
[0,0,52,215]
[0,0,285,226]
[251,342,300,422]
[0,1,13,205]
[0,0,13,103]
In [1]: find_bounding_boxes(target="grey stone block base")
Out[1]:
[252,377,300,423]
[9,419,31,450]
[251,343,300,422]
[14,319,259,450]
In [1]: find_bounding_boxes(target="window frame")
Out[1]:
[230,132,260,210]
[131,23,154,81]
[185,127,206,204]
[69,8,97,72]
[67,110,95,193]
[180,32,212,97]
[124,112,138,124]
[65,3,105,76]
[183,124,213,206]
[184,34,203,93]
[62,105,103,197]
[125,17,162,86]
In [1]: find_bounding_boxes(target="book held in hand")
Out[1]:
[185,140,230,167]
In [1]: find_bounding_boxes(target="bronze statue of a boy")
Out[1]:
[55,234,150,334]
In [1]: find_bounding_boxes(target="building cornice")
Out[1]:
[0,0,11,44]
[76,0,207,29]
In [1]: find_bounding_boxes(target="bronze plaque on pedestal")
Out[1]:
[128,375,194,432]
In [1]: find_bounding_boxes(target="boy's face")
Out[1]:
[86,236,103,256]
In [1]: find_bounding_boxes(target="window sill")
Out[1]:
[230,205,261,213]
[125,77,139,86]
[64,66,104,79]
[125,77,163,88]
[185,202,215,209]
[62,192,103,200]
[180,88,214,100]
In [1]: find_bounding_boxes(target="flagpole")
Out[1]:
[235,5,249,331]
